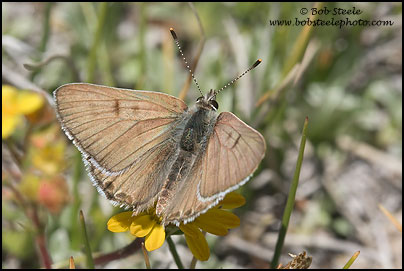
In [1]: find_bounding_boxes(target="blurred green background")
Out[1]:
[2,2,402,269]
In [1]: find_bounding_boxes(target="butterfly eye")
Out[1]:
[210,100,219,110]
[196,96,203,102]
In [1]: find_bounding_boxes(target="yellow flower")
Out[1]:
[107,192,245,261]
[2,85,44,139]
[179,192,245,261]
[31,140,66,175]
[108,211,165,251]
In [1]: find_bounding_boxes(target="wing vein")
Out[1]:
[96,120,175,165]
[108,129,173,171]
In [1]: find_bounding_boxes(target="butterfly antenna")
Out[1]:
[170,27,204,96]
[216,59,262,95]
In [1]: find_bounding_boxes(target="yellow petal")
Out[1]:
[16,91,44,115]
[2,85,17,98]
[219,192,246,209]
[107,212,134,232]
[2,115,20,139]
[2,85,18,115]
[145,223,165,251]
[180,224,210,261]
[2,85,44,138]
[193,216,228,236]
[130,215,155,237]
[198,209,240,229]
[179,222,200,236]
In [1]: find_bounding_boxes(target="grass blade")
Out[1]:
[271,116,309,268]
[79,210,95,269]
[87,2,108,83]
[343,251,360,269]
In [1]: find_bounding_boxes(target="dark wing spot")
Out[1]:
[113,100,120,117]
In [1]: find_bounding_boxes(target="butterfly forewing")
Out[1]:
[54,83,188,210]
[54,83,187,173]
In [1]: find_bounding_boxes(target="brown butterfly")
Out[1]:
[54,28,266,226]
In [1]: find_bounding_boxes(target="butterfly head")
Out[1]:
[196,89,219,111]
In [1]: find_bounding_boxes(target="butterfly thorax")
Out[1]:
[179,89,218,154]
[179,108,213,153]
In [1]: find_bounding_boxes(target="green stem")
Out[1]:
[31,206,52,269]
[30,2,52,81]
[39,3,52,53]
[282,2,323,77]
[24,55,80,82]
[167,236,184,269]
[271,117,309,268]
[136,2,147,90]
[100,43,116,86]
[79,210,95,269]
[343,251,360,269]
[87,2,108,83]
[70,150,83,250]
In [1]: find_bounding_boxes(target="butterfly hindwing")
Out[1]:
[198,112,266,200]
[85,137,178,212]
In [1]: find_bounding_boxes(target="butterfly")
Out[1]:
[53,28,266,226]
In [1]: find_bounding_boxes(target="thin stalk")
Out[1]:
[39,3,52,53]
[93,239,142,265]
[69,256,76,269]
[79,210,95,269]
[24,55,81,82]
[87,2,108,83]
[178,2,205,100]
[378,204,402,232]
[3,180,51,268]
[141,242,151,269]
[271,117,309,268]
[343,251,360,269]
[135,2,147,90]
[282,2,323,77]
[190,256,197,269]
[257,2,323,107]
[70,150,83,250]
[167,236,184,269]
[31,207,52,269]
[30,2,52,81]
